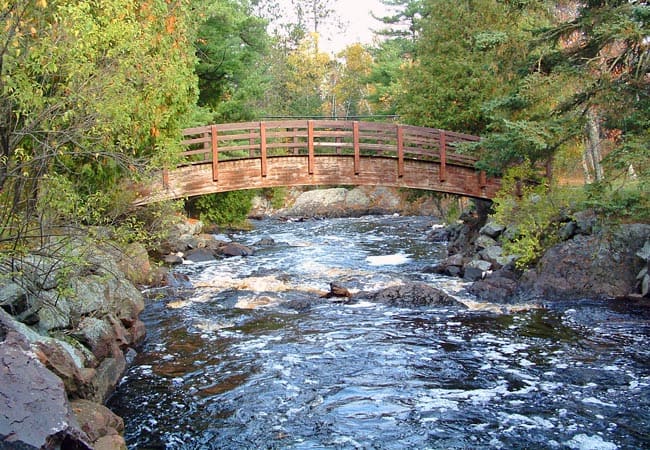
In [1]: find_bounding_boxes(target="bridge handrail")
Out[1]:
[180,121,478,161]
[176,120,480,184]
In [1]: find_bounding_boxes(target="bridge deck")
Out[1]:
[135,120,500,204]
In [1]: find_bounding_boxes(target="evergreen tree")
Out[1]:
[396,0,552,134]
[194,0,271,121]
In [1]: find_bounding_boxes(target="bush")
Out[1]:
[491,166,586,268]
[261,187,288,210]
[194,190,256,228]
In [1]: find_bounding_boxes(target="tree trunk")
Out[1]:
[585,108,604,182]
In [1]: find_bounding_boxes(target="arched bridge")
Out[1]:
[134,120,500,205]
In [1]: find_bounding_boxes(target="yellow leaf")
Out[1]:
[36,0,47,8]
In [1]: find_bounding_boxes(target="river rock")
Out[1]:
[255,237,276,247]
[91,355,126,403]
[94,434,128,450]
[76,316,122,361]
[361,282,467,308]
[71,399,124,444]
[474,234,498,250]
[37,290,72,332]
[0,330,91,449]
[284,188,348,217]
[163,253,184,265]
[427,226,450,242]
[220,242,254,257]
[469,268,520,303]
[518,224,650,301]
[344,188,371,211]
[116,242,153,286]
[34,340,96,399]
[479,221,505,238]
[573,209,598,235]
[424,253,465,276]
[463,259,493,281]
[184,248,217,263]
[321,282,353,301]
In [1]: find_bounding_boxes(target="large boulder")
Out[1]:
[469,268,520,304]
[517,224,650,301]
[0,330,91,449]
[361,282,467,308]
[283,188,348,217]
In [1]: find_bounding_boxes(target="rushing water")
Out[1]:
[108,216,650,449]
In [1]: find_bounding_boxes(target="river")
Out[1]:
[107,216,650,449]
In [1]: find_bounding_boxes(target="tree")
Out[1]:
[325,44,374,118]
[372,0,427,44]
[194,0,271,121]
[0,0,198,246]
[291,0,336,34]
[283,33,332,116]
[396,0,552,135]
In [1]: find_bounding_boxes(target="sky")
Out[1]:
[322,0,390,53]
[270,0,393,54]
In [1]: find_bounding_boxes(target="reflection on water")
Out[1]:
[108,216,650,449]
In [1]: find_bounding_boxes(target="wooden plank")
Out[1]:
[214,121,260,132]
[353,121,360,175]
[315,120,354,129]
[439,130,446,182]
[182,136,211,146]
[182,125,212,135]
[397,125,404,178]
[308,120,315,174]
[211,125,219,181]
[479,170,487,188]
[181,149,211,157]
[260,122,267,177]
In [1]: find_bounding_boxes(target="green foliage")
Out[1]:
[1,0,199,255]
[491,166,586,269]
[195,0,271,121]
[396,0,553,134]
[261,187,288,210]
[582,181,650,223]
[194,190,256,228]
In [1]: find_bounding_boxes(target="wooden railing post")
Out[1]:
[439,130,447,182]
[293,127,299,155]
[211,125,219,182]
[249,129,256,157]
[308,120,315,175]
[353,121,360,175]
[397,125,404,178]
[260,121,267,177]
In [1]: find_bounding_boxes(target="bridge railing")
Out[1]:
[177,120,480,183]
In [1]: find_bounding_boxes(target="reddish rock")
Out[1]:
[70,399,124,443]
[34,341,96,399]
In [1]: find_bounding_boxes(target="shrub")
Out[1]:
[194,190,256,228]
[491,166,586,269]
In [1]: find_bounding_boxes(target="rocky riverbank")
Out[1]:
[250,185,463,219]
[428,205,650,304]
[0,230,153,449]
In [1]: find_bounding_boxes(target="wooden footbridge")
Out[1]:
[134,120,500,205]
